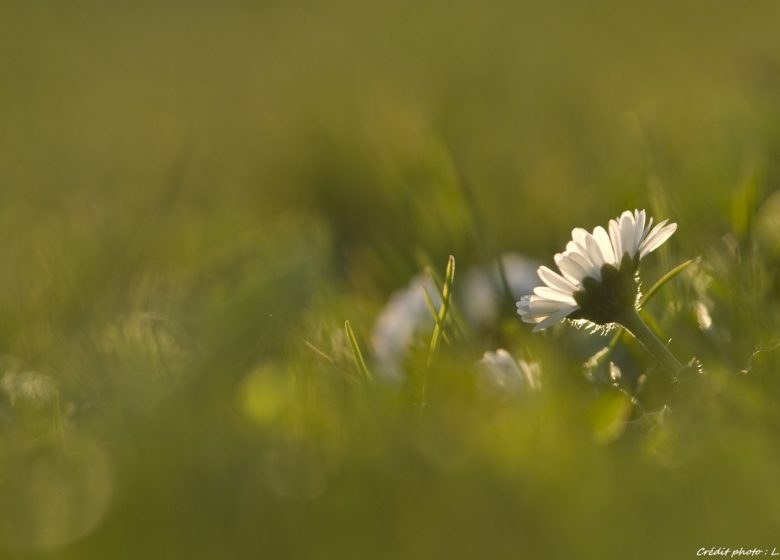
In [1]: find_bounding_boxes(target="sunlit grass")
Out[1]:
[2,1,780,558]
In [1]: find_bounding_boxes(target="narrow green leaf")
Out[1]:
[422,286,451,346]
[424,265,446,301]
[639,258,695,307]
[427,255,456,366]
[422,285,442,328]
[53,391,67,452]
[303,340,335,363]
[345,320,374,381]
[424,264,466,342]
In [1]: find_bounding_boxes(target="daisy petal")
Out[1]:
[584,235,605,274]
[593,226,615,264]
[619,211,636,258]
[555,253,587,283]
[639,223,677,257]
[531,306,578,332]
[538,266,577,293]
[523,295,575,316]
[565,240,587,259]
[520,313,542,324]
[571,228,589,247]
[568,250,597,278]
[516,296,532,314]
[636,220,666,252]
[533,286,577,304]
[633,210,646,256]
[608,219,622,260]
[642,216,654,239]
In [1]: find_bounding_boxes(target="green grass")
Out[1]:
[2,1,780,558]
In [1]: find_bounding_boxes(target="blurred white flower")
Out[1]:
[371,274,440,380]
[0,370,57,408]
[695,301,713,331]
[477,349,541,394]
[372,254,539,380]
[501,253,543,301]
[517,209,677,331]
[462,253,538,327]
[609,361,622,382]
[461,269,496,326]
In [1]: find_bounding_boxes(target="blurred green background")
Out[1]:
[2,1,780,558]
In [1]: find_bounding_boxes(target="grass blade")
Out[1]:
[422,286,451,346]
[639,258,695,307]
[427,255,456,366]
[345,320,374,381]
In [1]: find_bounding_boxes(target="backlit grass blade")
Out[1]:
[345,320,374,381]
[422,286,451,346]
[427,255,456,366]
[424,262,466,341]
[639,258,695,307]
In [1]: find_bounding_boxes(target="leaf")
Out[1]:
[427,255,456,366]
[639,258,695,307]
[345,320,374,381]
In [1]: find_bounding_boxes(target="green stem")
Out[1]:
[617,307,684,375]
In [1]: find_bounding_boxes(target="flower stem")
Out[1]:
[617,307,684,375]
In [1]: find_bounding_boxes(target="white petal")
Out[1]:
[517,296,543,324]
[523,295,575,316]
[533,286,577,304]
[555,253,586,284]
[633,210,646,256]
[558,251,592,283]
[639,222,677,257]
[642,216,654,240]
[584,235,605,275]
[593,226,615,264]
[619,211,637,258]
[638,220,667,251]
[516,296,532,314]
[568,250,597,278]
[565,240,587,259]
[538,266,577,293]
[608,219,622,261]
[641,220,668,245]
[571,228,589,247]
[531,306,578,332]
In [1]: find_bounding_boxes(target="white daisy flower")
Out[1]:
[373,254,540,378]
[607,209,678,263]
[371,274,440,380]
[461,252,539,327]
[517,209,677,332]
[477,349,541,395]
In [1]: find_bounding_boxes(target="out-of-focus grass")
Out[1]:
[2,1,780,558]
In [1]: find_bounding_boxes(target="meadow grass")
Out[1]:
[2,1,780,558]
